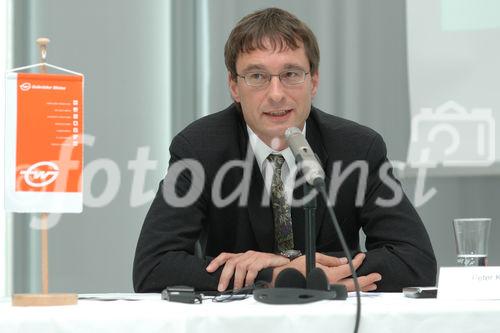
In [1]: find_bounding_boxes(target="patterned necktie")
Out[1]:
[267,154,294,252]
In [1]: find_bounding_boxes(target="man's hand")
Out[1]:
[272,252,348,279]
[206,251,289,292]
[318,253,382,291]
[272,252,382,292]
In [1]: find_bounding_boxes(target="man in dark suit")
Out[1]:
[133,8,436,293]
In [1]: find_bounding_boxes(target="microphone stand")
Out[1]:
[303,182,316,276]
[278,127,360,333]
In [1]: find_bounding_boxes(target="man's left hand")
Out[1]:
[206,251,289,292]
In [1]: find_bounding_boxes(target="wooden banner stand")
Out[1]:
[11,39,78,306]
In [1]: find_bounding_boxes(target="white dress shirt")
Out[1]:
[246,124,306,204]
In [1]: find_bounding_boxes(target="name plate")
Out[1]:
[437,266,500,300]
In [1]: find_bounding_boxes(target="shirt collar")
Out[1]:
[247,124,307,172]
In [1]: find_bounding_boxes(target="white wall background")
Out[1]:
[406,0,500,173]
[9,0,172,293]
[1,0,14,297]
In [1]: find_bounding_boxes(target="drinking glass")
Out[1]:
[453,218,492,266]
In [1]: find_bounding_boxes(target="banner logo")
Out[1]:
[20,161,60,187]
[19,82,31,91]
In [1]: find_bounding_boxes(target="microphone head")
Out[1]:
[284,126,325,186]
[285,127,301,141]
[306,267,329,291]
[275,268,306,289]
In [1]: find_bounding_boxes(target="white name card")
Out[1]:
[437,266,500,300]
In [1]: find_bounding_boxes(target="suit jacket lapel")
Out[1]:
[305,112,330,240]
[235,106,275,253]
[247,158,275,252]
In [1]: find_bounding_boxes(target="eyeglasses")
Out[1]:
[212,286,253,303]
[210,281,269,303]
[237,69,310,87]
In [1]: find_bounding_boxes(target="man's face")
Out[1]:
[229,41,319,149]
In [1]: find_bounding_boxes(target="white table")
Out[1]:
[1,292,499,333]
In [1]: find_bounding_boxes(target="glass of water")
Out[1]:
[453,218,492,266]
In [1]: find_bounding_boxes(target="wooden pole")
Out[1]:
[37,38,50,295]
[40,213,49,294]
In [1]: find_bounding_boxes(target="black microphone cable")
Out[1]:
[313,178,361,333]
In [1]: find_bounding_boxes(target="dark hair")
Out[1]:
[224,7,320,81]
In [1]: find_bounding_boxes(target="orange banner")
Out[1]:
[15,73,83,193]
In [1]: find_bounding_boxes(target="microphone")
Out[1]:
[280,127,361,332]
[285,127,325,186]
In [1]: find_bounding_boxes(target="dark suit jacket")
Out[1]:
[133,104,436,292]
